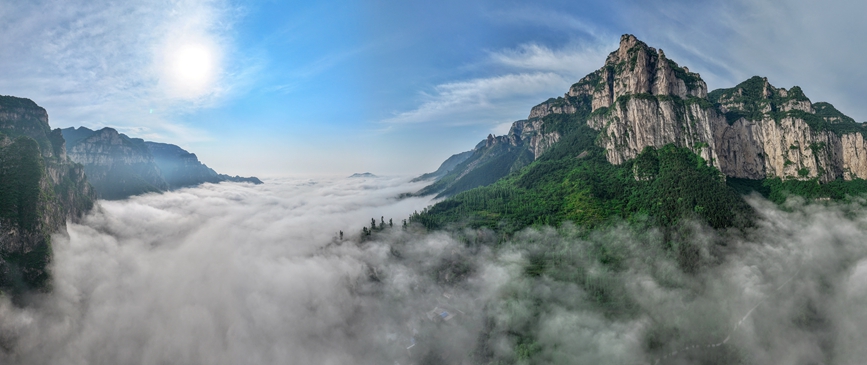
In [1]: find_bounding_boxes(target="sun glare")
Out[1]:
[160,41,219,99]
[174,45,213,83]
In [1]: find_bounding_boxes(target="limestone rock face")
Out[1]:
[710,76,867,181]
[577,35,718,167]
[841,134,867,180]
[528,99,578,119]
[508,119,561,159]
[590,97,720,166]
[530,35,867,182]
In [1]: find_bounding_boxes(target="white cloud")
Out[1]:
[1,178,867,363]
[382,42,610,127]
[383,72,568,125]
[488,42,611,75]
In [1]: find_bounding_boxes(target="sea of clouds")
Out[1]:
[1,176,867,364]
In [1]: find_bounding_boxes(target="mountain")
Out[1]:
[349,172,377,178]
[411,150,473,182]
[0,96,95,293]
[414,120,560,198]
[420,34,867,198]
[61,127,262,199]
[145,142,262,188]
[63,127,167,200]
[412,34,867,231]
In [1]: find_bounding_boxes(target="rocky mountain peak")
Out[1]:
[530,35,709,121]
[605,34,647,65]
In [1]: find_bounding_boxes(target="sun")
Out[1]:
[159,41,219,99]
[173,44,213,84]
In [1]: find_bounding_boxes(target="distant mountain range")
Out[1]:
[349,172,377,178]
[61,127,262,200]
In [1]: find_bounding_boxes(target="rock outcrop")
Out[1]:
[710,77,867,182]
[0,96,95,292]
[414,117,559,197]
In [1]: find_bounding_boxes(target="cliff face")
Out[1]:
[544,35,720,167]
[0,96,95,292]
[61,127,262,199]
[64,127,167,200]
[710,77,867,182]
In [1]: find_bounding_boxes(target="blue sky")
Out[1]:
[2,0,867,177]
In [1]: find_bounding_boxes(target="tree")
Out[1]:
[371,218,376,230]
[339,230,343,240]
[389,218,393,227]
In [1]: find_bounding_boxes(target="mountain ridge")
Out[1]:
[61,127,262,199]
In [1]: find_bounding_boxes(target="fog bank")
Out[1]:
[1,178,867,364]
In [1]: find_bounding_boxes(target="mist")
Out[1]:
[1,177,867,364]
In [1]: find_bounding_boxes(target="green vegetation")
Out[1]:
[0,95,40,109]
[0,136,45,231]
[410,122,754,234]
[666,59,702,90]
[0,136,51,292]
[0,98,95,295]
[727,176,867,204]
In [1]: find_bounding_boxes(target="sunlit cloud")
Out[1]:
[0,0,241,141]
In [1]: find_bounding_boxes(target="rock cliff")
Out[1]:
[0,96,95,292]
[710,77,867,182]
[64,127,167,199]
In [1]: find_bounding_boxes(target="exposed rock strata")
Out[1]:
[528,34,867,182]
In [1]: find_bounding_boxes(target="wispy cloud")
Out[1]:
[381,42,609,127]
[489,42,612,76]
[383,72,567,125]
[0,0,244,141]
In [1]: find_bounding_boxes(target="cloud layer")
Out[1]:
[1,178,867,364]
